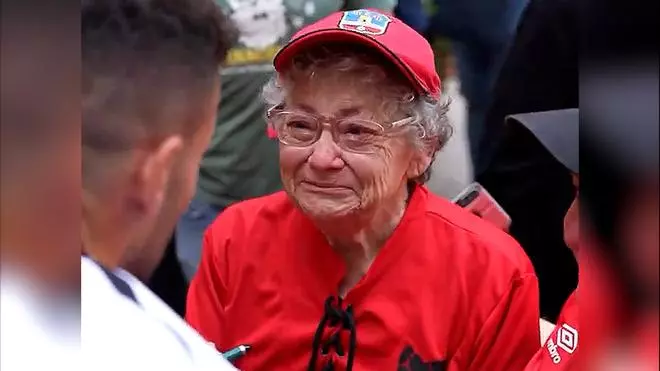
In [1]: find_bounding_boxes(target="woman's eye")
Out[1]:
[287,120,315,130]
[342,123,379,136]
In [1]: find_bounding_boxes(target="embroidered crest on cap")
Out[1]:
[338,9,391,36]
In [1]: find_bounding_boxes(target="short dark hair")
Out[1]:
[82,0,235,155]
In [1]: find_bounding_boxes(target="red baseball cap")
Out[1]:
[273,9,441,99]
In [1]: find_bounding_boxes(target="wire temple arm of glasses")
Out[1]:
[266,104,285,119]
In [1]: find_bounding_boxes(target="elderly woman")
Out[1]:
[187,9,540,371]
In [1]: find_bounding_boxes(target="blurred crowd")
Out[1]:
[0,0,657,370]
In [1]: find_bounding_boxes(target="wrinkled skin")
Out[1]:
[278,73,429,234]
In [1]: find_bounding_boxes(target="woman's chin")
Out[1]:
[295,198,360,221]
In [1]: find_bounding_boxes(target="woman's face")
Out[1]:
[278,74,423,220]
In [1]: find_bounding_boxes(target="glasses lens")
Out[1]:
[278,113,319,146]
[336,119,385,153]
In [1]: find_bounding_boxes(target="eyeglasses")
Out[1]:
[267,106,416,154]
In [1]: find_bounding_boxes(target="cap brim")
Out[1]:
[507,109,579,173]
[273,29,429,96]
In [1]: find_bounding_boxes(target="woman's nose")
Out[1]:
[307,131,344,170]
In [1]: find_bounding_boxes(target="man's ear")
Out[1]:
[134,135,183,216]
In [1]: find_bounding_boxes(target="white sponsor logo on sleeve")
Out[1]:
[556,323,578,354]
[546,323,579,364]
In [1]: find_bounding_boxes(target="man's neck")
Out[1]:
[81,222,125,270]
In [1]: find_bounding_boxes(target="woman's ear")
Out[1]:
[406,146,434,180]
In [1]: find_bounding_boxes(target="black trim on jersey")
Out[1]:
[84,256,193,357]
[97,263,139,304]
[398,346,446,371]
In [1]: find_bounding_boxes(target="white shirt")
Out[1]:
[81,256,237,371]
[1,268,80,371]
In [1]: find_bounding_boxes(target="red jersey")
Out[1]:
[186,186,540,370]
[525,292,578,370]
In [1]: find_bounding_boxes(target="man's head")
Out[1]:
[82,0,234,277]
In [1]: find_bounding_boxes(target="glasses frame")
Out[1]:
[266,105,421,154]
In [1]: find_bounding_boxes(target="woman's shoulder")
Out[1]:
[419,188,535,277]
[225,190,292,215]
[210,191,294,228]
[203,190,296,251]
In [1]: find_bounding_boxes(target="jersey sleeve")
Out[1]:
[465,273,541,371]
[185,220,231,348]
[523,346,549,371]
[524,291,579,370]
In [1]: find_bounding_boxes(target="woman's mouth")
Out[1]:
[299,181,351,193]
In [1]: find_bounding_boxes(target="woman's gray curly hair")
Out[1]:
[262,43,452,184]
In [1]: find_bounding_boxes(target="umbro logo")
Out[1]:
[546,323,578,364]
[556,323,578,354]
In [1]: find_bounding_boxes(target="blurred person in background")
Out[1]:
[176,0,398,281]
[1,2,80,369]
[475,0,579,322]
[187,10,540,370]
[81,0,236,368]
[511,102,658,371]
[503,98,656,371]
[393,0,529,171]
[499,110,580,371]
[578,0,658,367]
[579,71,658,370]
